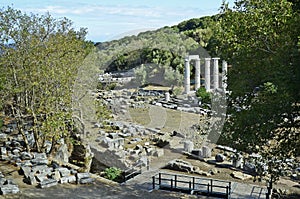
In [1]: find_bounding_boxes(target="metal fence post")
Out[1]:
[192,177,195,190]
[152,176,155,190]
[159,173,161,186]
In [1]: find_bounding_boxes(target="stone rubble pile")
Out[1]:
[0,126,95,196]
[0,171,19,195]
[18,153,94,189]
[91,120,167,171]
[152,95,212,116]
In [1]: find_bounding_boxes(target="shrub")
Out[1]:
[196,87,211,104]
[104,167,122,181]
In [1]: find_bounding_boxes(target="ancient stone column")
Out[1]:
[222,60,228,90]
[195,58,201,90]
[204,58,211,91]
[184,57,190,94]
[165,92,170,102]
[212,57,220,90]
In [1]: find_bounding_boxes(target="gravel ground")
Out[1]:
[2,180,207,199]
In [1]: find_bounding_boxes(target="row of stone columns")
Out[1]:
[184,55,228,94]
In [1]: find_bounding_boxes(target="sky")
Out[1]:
[0,0,235,42]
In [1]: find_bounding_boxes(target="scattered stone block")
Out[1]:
[68,175,76,184]
[144,142,150,146]
[57,167,70,177]
[35,174,47,182]
[0,184,19,195]
[183,141,194,153]
[12,148,20,156]
[59,176,69,184]
[24,174,37,185]
[0,147,8,160]
[232,154,243,168]
[31,158,48,165]
[202,146,211,158]
[108,133,118,139]
[244,162,256,174]
[166,159,196,173]
[191,149,202,157]
[194,169,211,177]
[20,166,31,177]
[20,152,33,160]
[79,177,94,184]
[0,133,8,142]
[55,143,69,163]
[135,145,143,151]
[70,169,77,175]
[118,133,130,138]
[216,145,237,153]
[39,179,58,188]
[52,170,61,181]
[34,153,47,159]
[215,154,226,162]
[32,165,52,174]
[11,141,21,148]
[19,160,32,167]
[0,178,6,185]
[146,147,153,154]
[76,173,90,184]
[231,171,253,180]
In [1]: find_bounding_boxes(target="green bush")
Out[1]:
[104,167,122,181]
[196,87,211,104]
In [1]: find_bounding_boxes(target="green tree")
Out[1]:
[215,1,300,198]
[0,7,91,153]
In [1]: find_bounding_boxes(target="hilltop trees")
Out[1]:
[215,0,300,197]
[0,7,92,153]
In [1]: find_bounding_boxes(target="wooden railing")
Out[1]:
[152,172,232,198]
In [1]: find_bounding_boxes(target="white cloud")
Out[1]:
[23,4,208,19]
[17,3,217,41]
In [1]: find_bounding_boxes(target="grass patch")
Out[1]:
[129,106,203,133]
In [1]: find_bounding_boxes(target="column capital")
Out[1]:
[212,57,220,60]
[205,58,211,61]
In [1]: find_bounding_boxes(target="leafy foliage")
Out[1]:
[0,7,92,152]
[196,87,211,105]
[104,167,122,181]
[214,0,300,195]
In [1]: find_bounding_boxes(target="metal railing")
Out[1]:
[152,172,232,198]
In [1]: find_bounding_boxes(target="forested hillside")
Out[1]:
[94,15,218,74]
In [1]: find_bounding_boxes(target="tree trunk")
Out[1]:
[18,122,31,153]
[266,176,273,199]
[32,111,41,152]
[10,104,31,152]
